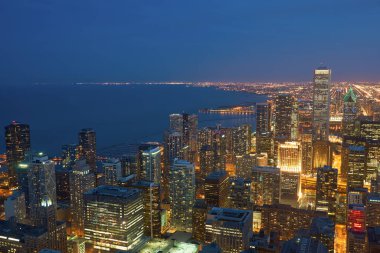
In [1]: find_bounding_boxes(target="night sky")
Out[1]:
[1,0,380,84]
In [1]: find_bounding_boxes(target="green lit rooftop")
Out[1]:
[140,239,198,253]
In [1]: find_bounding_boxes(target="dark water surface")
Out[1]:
[0,84,267,155]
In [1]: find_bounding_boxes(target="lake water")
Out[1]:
[0,84,267,156]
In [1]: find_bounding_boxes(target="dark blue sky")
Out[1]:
[1,0,380,84]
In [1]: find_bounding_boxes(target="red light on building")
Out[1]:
[348,205,365,233]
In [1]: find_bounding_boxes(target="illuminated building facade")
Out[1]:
[204,170,229,208]
[137,143,162,183]
[5,121,30,189]
[228,177,251,210]
[312,140,332,173]
[300,132,313,175]
[312,67,331,142]
[342,137,367,189]
[252,166,280,206]
[309,217,335,253]
[260,204,327,241]
[232,124,252,157]
[69,160,95,237]
[169,159,195,232]
[315,166,338,220]
[198,145,215,195]
[343,87,358,136]
[235,154,255,179]
[205,207,252,253]
[61,144,79,168]
[84,186,144,252]
[55,166,70,201]
[192,199,208,243]
[103,158,122,186]
[277,142,301,201]
[78,128,96,177]
[130,181,161,238]
[4,190,27,223]
[274,94,296,141]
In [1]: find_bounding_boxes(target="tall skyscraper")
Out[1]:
[27,154,67,252]
[342,136,367,189]
[69,160,95,237]
[204,170,229,208]
[227,177,251,210]
[5,121,31,189]
[169,113,198,158]
[232,124,252,157]
[205,207,252,253]
[277,141,302,202]
[256,102,271,135]
[137,143,162,184]
[312,67,331,141]
[366,194,380,227]
[274,94,296,141]
[309,217,335,253]
[343,87,358,136]
[252,166,280,206]
[84,186,144,252]
[198,145,216,195]
[315,166,338,220]
[235,153,255,179]
[78,128,96,177]
[300,132,313,175]
[169,159,195,232]
[130,181,161,238]
[103,158,122,186]
[61,144,79,168]
[192,199,208,243]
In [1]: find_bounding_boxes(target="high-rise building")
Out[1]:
[61,144,79,168]
[277,142,302,202]
[256,132,274,164]
[137,144,162,184]
[204,170,229,208]
[358,119,380,140]
[309,217,335,253]
[169,113,198,157]
[227,177,251,210]
[300,132,313,175]
[205,207,252,253]
[312,140,332,173]
[169,159,195,232]
[343,87,358,136]
[347,229,367,253]
[367,226,380,253]
[342,137,367,189]
[4,190,27,223]
[274,94,296,141]
[130,181,161,238]
[235,154,255,179]
[198,145,216,195]
[232,124,252,157]
[281,236,328,253]
[69,160,95,237]
[103,158,122,186]
[312,67,331,141]
[192,199,208,243]
[84,186,144,252]
[260,204,327,241]
[55,166,70,201]
[5,121,31,189]
[164,130,184,164]
[256,102,271,135]
[78,128,96,177]
[28,154,57,226]
[252,166,280,206]
[366,194,380,227]
[27,154,67,252]
[315,166,338,220]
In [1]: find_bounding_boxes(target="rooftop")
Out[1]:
[208,207,251,222]
[85,185,141,199]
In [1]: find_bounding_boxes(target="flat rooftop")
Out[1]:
[208,207,251,222]
[140,239,198,253]
[85,185,140,199]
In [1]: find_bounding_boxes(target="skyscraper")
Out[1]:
[204,170,229,208]
[256,102,271,135]
[312,67,331,141]
[274,94,296,141]
[61,144,79,168]
[78,128,96,177]
[5,121,31,189]
[232,124,252,157]
[342,136,367,189]
[130,180,161,238]
[277,141,302,202]
[252,166,280,206]
[169,159,195,232]
[343,87,358,136]
[84,186,144,252]
[137,143,162,184]
[198,145,216,195]
[227,177,251,210]
[205,207,252,253]
[315,166,338,220]
[192,199,208,243]
[103,158,122,186]
[235,153,255,179]
[69,160,95,237]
